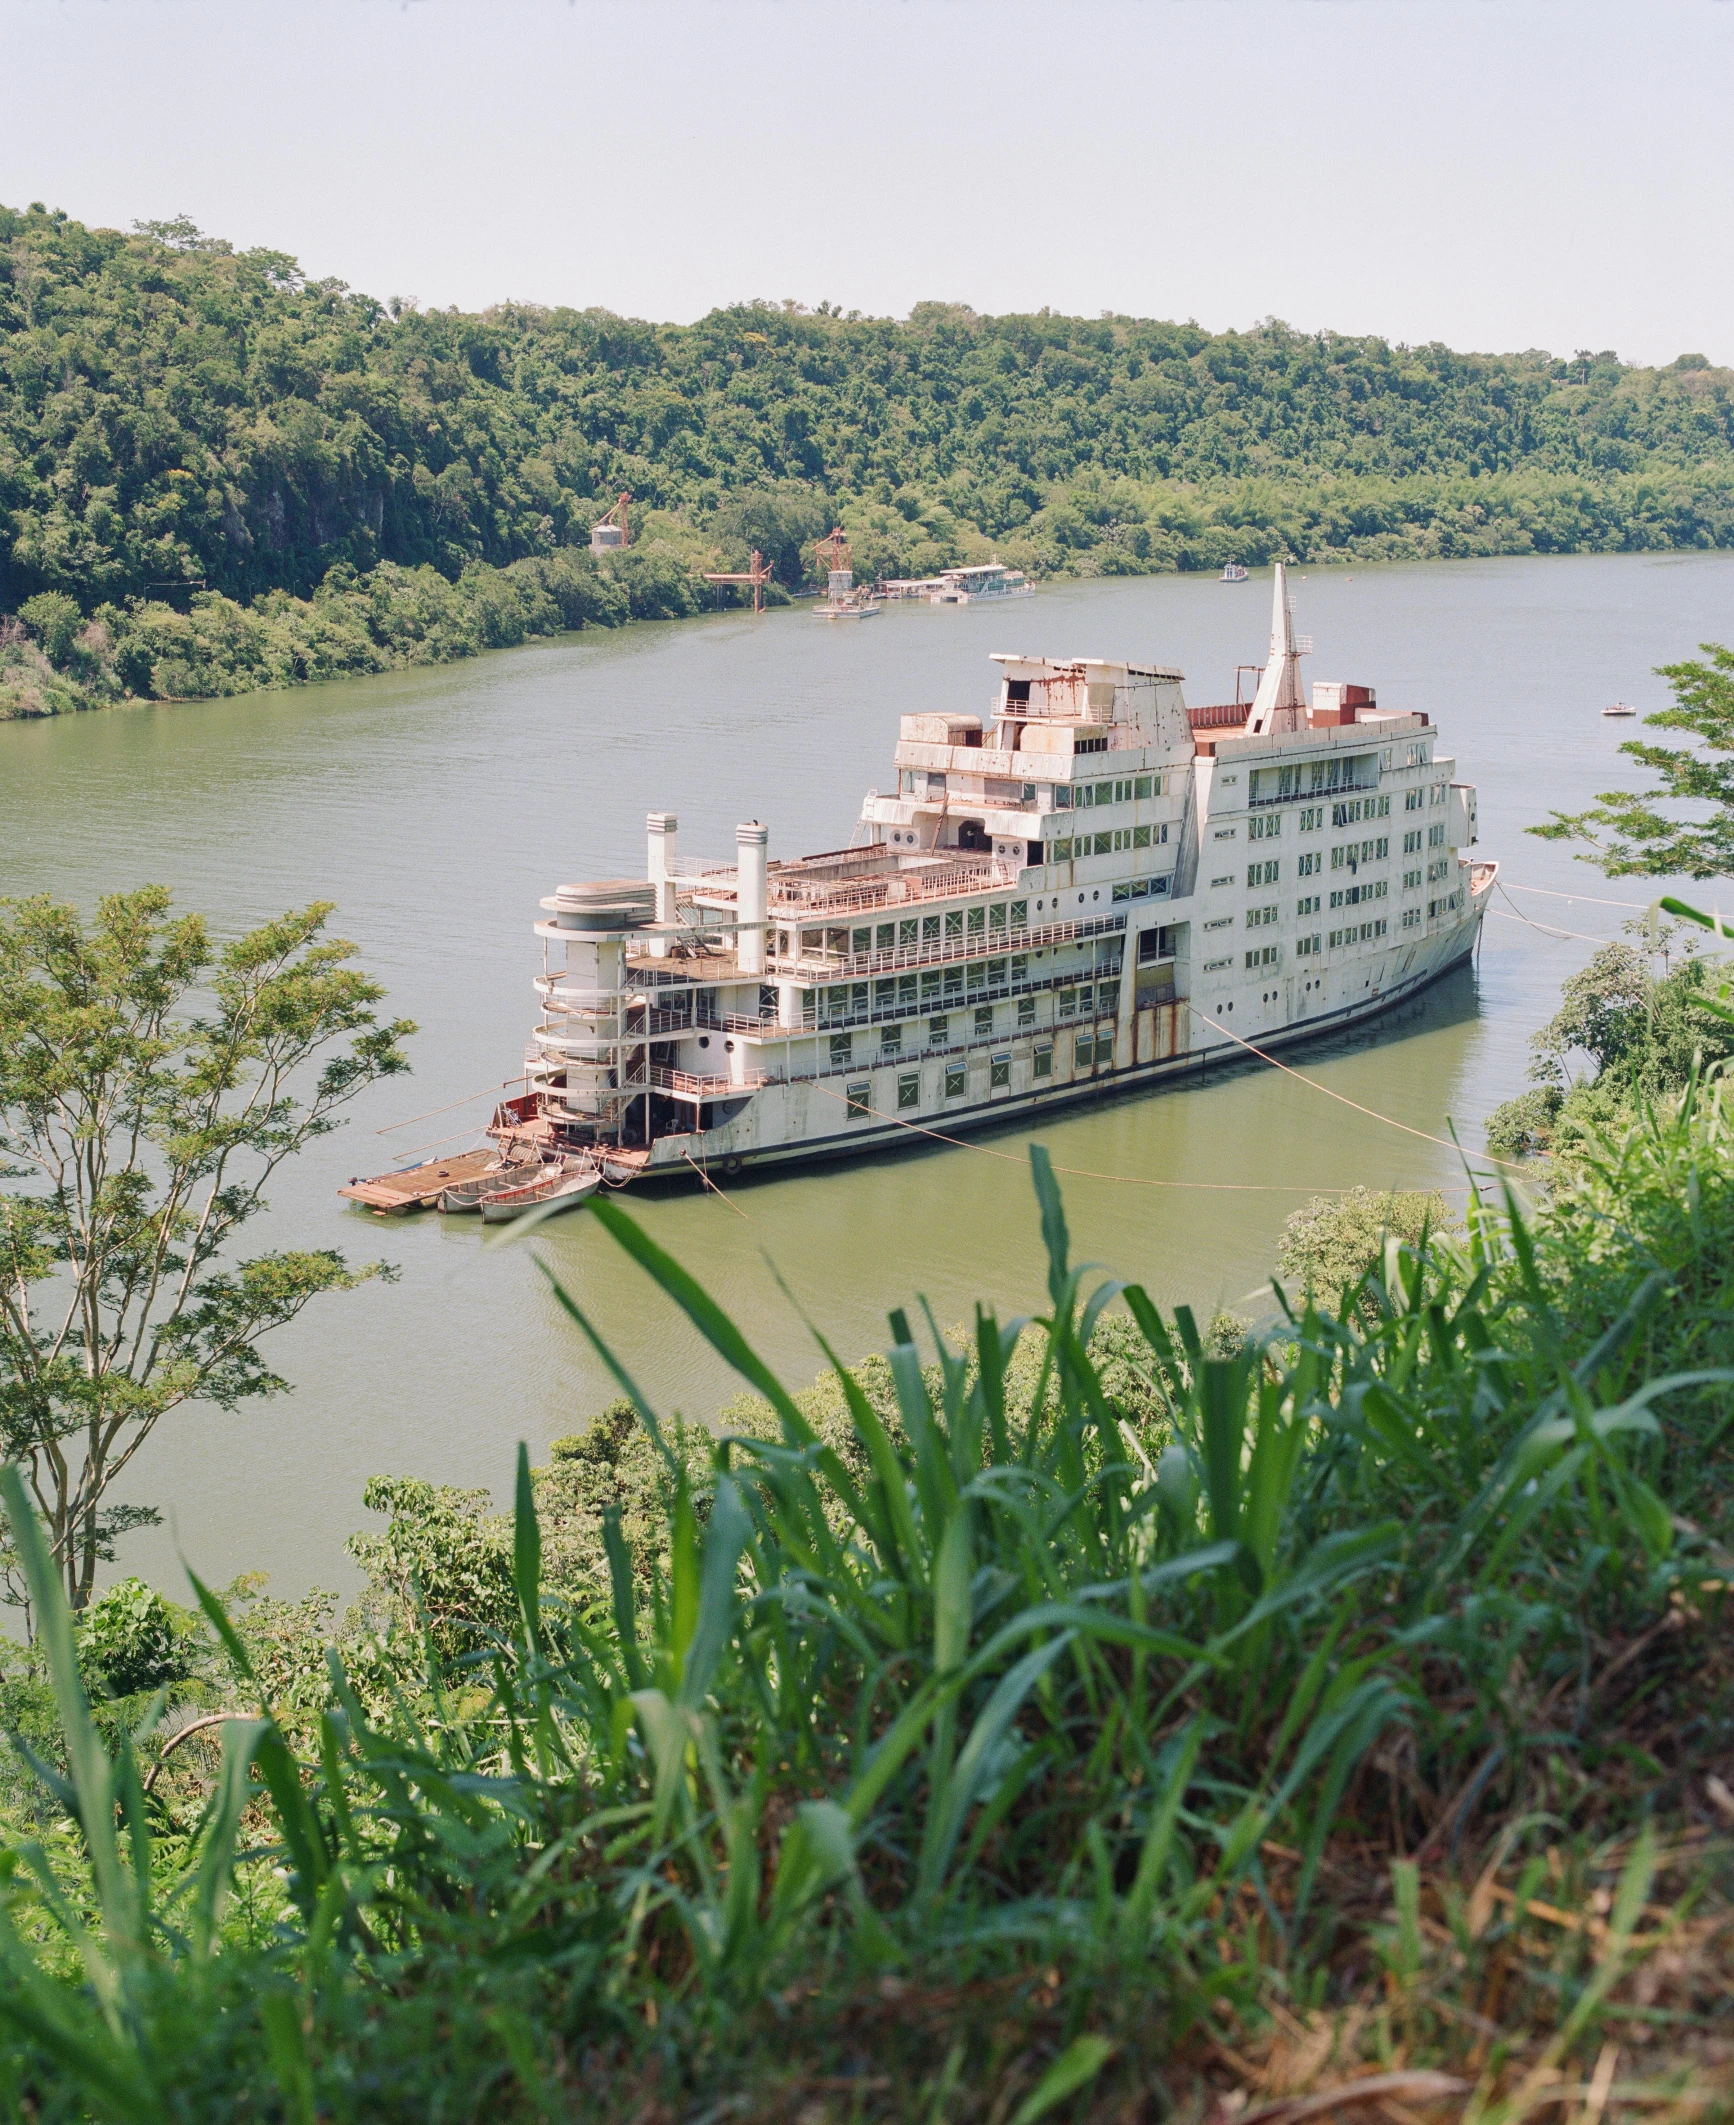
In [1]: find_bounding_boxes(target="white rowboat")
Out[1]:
[477,1164,602,1223]
[439,1156,543,1212]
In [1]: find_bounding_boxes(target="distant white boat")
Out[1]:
[1220,562,1249,584]
[1602,701,1638,717]
[930,561,1034,605]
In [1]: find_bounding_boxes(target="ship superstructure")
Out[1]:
[517,567,1494,1182]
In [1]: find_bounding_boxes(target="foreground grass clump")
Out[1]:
[0,1097,1732,2121]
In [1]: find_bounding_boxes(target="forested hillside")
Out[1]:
[4,198,1734,713]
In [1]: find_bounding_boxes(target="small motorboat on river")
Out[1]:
[1220,562,1249,583]
[1602,701,1638,717]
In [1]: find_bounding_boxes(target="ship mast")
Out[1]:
[1244,561,1311,736]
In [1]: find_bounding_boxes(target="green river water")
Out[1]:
[3,551,1729,1598]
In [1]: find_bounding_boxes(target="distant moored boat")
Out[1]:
[1220,562,1249,584]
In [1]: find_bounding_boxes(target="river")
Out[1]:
[2,551,1727,1599]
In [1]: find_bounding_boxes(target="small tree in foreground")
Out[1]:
[0,888,412,1608]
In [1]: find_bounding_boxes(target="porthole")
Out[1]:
[698,1035,710,1049]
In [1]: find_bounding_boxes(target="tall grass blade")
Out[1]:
[0,1467,138,1987]
[1007,2034,1116,2125]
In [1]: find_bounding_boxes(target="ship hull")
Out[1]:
[639,907,1483,1187]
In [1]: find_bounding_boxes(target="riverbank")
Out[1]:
[8,473,1734,722]
[0,541,750,720]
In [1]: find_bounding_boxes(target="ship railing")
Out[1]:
[1187,702,1251,732]
[720,1012,779,1035]
[539,984,722,1037]
[583,1076,649,1101]
[535,981,628,1010]
[682,843,912,907]
[529,1058,649,1102]
[763,859,1021,917]
[689,856,1020,915]
[650,1066,769,1101]
[530,1029,634,1061]
[624,962,721,988]
[537,1004,625,1030]
[773,911,1125,982]
[665,856,739,879]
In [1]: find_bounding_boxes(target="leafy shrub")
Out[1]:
[346,1475,517,1660]
[17,592,81,664]
[1275,1184,1450,1298]
[75,1576,192,1698]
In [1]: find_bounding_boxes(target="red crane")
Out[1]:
[813,525,851,580]
[703,549,774,615]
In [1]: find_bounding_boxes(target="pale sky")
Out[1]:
[6,0,1732,367]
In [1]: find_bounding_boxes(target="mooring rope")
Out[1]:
[1183,1005,1526,1176]
[376,1075,525,1134]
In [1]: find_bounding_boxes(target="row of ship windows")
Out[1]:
[790,899,1032,957]
[897,772,1170,807]
[845,1032,1118,1116]
[1202,889,1468,971]
[1246,759,1444,813]
[1241,825,1447,893]
[824,983,1123,1063]
[806,952,1121,1026]
[1053,774,1166,810]
[1244,786,1447,838]
[1049,824,1170,860]
[1239,832,1448,888]
[1249,869,1461,931]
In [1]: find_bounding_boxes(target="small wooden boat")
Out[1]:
[439,1155,544,1212]
[1602,701,1638,718]
[478,1162,602,1224]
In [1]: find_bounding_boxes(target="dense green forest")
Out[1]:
[4,197,1734,715]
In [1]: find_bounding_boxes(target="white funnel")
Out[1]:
[736,821,768,977]
[647,811,677,957]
